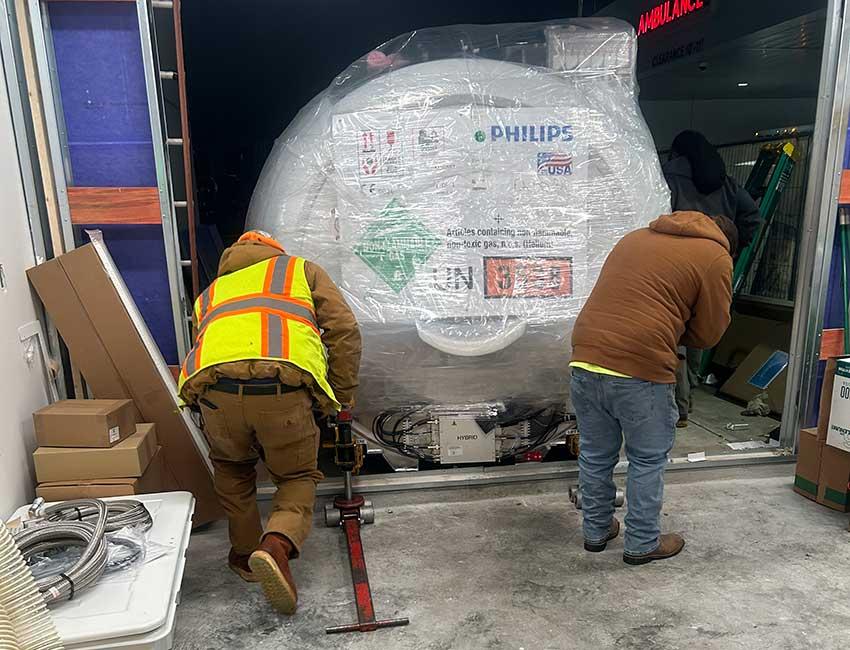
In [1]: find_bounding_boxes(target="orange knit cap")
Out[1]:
[238,230,285,253]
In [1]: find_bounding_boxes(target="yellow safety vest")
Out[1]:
[178,255,339,409]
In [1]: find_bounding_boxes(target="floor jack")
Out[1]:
[323,409,410,635]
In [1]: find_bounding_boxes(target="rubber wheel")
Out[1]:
[614,489,625,507]
[324,503,341,527]
[360,505,375,524]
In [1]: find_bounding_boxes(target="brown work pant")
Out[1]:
[199,388,323,557]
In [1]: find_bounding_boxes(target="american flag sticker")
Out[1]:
[537,152,573,176]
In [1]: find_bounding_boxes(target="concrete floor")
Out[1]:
[672,388,780,457]
[174,464,850,649]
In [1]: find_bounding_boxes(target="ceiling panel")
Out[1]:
[638,11,826,101]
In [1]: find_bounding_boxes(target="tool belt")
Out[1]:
[209,377,303,396]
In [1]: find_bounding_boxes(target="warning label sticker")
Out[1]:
[354,199,441,293]
[483,257,573,298]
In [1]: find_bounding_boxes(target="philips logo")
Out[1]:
[457,434,479,441]
[490,125,574,143]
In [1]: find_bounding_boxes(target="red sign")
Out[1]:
[638,0,705,37]
[484,257,572,299]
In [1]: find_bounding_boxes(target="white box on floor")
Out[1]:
[826,358,850,452]
[10,491,195,650]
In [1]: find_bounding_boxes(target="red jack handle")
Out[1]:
[325,504,409,634]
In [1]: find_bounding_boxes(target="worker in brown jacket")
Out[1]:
[569,211,736,565]
[178,230,361,614]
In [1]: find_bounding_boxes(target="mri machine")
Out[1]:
[247,19,670,468]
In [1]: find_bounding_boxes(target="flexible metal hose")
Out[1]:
[43,500,152,533]
[13,499,108,605]
[12,498,152,605]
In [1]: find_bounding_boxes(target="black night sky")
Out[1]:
[181,1,619,242]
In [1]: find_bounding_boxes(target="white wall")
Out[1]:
[641,97,818,149]
[0,65,49,518]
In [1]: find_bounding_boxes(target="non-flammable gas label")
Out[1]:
[353,198,441,293]
[483,256,573,298]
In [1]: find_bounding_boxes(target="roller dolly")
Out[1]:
[323,409,409,634]
[569,485,625,510]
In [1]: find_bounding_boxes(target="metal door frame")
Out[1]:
[5,0,850,493]
[782,0,850,449]
[25,0,190,359]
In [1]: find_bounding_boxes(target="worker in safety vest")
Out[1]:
[178,230,361,614]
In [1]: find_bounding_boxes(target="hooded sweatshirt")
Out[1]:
[180,238,362,412]
[571,211,733,383]
[662,156,761,251]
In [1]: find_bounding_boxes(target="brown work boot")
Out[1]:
[584,518,620,552]
[228,548,259,583]
[249,533,298,614]
[623,533,685,565]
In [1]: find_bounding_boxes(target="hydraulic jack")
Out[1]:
[324,409,410,635]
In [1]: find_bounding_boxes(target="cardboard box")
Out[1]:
[35,446,174,501]
[825,357,850,452]
[712,311,793,370]
[817,357,847,442]
[794,428,823,502]
[817,444,850,512]
[33,399,137,448]
[719,343,787,414]
[28,244,221,525]
[33,423,157,483]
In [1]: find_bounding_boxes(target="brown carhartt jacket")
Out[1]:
[571,211,732,384]
[179,238,362,412]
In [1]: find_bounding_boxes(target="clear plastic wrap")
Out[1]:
[25,526,152,583]
[247,19,670,462]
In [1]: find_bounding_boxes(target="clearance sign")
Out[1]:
[638,0,705,36]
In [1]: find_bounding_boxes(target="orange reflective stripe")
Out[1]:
[198,296,318,333]
[197,282,216,323]
[198,305,320,340]
[263,260,276,293]
[283,256,297,295]
[204,291,310,313]
[282,317,290,359]
[183,335,203,377]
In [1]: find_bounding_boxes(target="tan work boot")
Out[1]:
[228,548,259,583]
[623,533,685,565]
[584,518,621,552]
[249,533,298,614]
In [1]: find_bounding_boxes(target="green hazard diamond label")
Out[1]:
[354,199,441,293]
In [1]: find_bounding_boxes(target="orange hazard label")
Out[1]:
[484,257,572,298]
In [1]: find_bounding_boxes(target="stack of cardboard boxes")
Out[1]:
[27,242,222,524]
[31,399,172,500]
[794,357,850,511]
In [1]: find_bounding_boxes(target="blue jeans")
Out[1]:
[571,368,677,555]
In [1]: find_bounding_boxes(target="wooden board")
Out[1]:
[68,187,161,224]
[15,0,65,253]
[821,328,846,359]
[841,170,850,206]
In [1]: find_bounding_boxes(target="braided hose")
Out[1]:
[42,500,152,533]
[0,519,63,650]
[13,499,109,605]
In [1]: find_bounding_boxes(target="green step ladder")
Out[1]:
[699,141,797,374]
